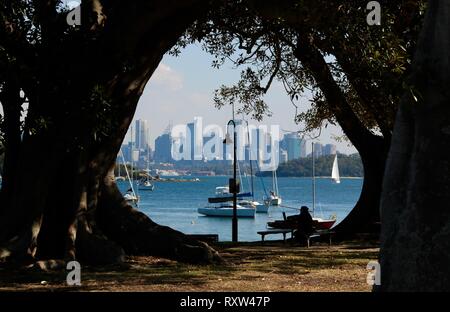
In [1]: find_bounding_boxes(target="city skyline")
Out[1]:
[121,118,340,169]
[125,118,351,161]
[128,44,357,155]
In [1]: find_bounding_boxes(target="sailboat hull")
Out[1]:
[198,207,255,218]
[139,185,154,191]
[255,202,269,213]
[313,218,336,230]
[271,197,282,206]
[265,196,282,206]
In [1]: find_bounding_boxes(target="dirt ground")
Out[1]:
[0,240,379,292]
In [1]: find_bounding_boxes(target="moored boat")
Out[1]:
[138,178,154,191]
[239,199,268,213]
[198,204,255,218]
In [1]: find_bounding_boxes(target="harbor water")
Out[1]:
[117,176,363,242]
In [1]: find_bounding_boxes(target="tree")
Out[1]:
[183,0,425,235]
[0,0,220,266]
[379,0,450,291]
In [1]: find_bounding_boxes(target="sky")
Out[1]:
[0,40,357,155]
[131,44,357,155]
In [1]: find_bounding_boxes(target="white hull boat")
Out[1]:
[124,193,139,204]
[264,195,282,206]
[198,205,255,218]
[256,202,269,213]
[265,170,282,206]
[138,180,154,191]
[239,200,268,213]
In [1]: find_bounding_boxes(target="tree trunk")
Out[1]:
[379,0,450,291]
[293,36,388,236]
[332,137,386,236]
[0,0,221,266]
[96,168,221,264]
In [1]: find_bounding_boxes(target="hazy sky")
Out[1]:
[131,44,357,155]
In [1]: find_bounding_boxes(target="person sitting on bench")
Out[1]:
[294,206,314,245]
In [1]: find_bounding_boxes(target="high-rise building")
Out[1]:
[299,139,307,158]
[186,119,209,161]
[280,149,288,163]
[323,144,337,156]
[313,143,323,158]
[154,133,172,163]
[135,119,149,151]
[285,133,302,161]
[120,144,131,163]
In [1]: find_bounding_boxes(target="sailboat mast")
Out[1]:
[272,171,275,192]
[246,121,255,200]
[275,170,279,195]
[130,125,133,184]
[312,142,316,216]
[146,138,150,172]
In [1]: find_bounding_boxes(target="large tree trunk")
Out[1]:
[332,138,386,236]
[0,0,220,266]
[379,0,450,291]
[293,37,388,236]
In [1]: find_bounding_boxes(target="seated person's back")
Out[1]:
[294,206,314,242]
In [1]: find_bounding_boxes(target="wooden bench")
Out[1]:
[306,230,335,247]
[257,229,294,242]
[257,229,335,247]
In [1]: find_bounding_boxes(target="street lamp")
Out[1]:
[224,120,238,242]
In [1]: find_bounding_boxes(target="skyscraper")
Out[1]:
[323,144,337,156]
[285,133,302,161]
[154,133,172,163]
[280,149,288,163]
[313,143,323,158]
[299,138,307,158]
[135,119,149,151]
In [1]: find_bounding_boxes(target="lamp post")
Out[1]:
[224,120,238,242]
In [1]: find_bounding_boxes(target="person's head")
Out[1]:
[300,206,309,213]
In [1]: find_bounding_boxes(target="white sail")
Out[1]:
[331,155,340,183]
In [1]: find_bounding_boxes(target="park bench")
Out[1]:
[257,229,294,242]
[257,228,335,247]
[304,230,335,247]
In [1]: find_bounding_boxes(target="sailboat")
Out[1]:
[267,141,336,231]
[331,154,341,184]
[198,116,257,218]
[138,147,154,191]
[265,170,282,206]
[198,186,256,218]
[239,121,267,213]
[119,149,139,206]
[115,160,126,181]
[311,143,336,229]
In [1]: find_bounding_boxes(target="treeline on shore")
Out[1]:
[114,153,363,178]
[257,153,363,178]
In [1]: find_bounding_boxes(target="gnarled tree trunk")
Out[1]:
[293,35,389,236]
[379,0,450,291]
[0,0,221,266]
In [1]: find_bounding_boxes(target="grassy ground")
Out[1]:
[0,240,379,292]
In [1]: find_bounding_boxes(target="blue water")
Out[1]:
[117,176,363,242]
